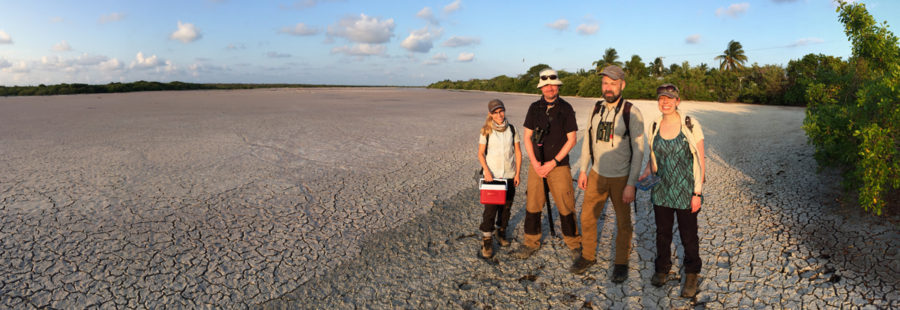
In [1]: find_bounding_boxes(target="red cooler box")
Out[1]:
[479,179,507,205]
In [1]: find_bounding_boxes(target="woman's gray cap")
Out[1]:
[657,83,680,99]
[598,65,626,80]
[488,99,505,112]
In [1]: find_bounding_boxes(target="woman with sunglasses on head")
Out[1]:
[477,99,522,259]
[639,83,706,298]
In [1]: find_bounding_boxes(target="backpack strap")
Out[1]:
[588,101,604,165]
[623,101,633,155]
[685,116,694,132]
[483,132,490,157]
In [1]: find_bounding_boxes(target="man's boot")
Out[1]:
[481,237,493,258]
[511,244,539,259]
[611,264,628,283]
[681,273,699,298]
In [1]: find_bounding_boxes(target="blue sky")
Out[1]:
[0,0,897,86]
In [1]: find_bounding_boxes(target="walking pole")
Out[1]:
[537,142,557,237]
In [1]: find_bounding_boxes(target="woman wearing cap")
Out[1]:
[639,83,706,298]
[477,99,522,259]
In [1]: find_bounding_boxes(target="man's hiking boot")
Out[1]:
[481,237,493,258]
[570,247,582,261]
[495,229,510,247]
[650,272,668,287]
[681,273,699,298]
[611,264,628,283]
[569,256,596,274]
[511,244,539,259]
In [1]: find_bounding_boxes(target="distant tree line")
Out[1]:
[428,43,836,107]
[0,81,369,97]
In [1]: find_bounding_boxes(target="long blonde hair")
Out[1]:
[480,114,494,136]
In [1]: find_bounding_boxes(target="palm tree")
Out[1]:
[650,57,665,77]
[624,54,646,77]
[592,48,623,71]
[715,40,748,71]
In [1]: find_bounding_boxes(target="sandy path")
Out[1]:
[1,88,896,309]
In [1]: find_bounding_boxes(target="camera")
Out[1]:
[532,126,547,144]
[596,121,613,142]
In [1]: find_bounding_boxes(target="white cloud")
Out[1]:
[444,0,461,13]
[716,3,750,18]
[577,23,599,35]
[401,27,443,53]
[789,37,825,47]
[424,53,448,65]
[50,17,64,23]
[99,58,123,71]
[130,52,166,70]
[442,36,480,47]
[170,21,202,43]
[74,53,109,66]
[53,40,72,52]
[6,61,29,73]
[327,14,395,44]
[267,51,292,58]
[226,43,246,50]
[417,7,439,25]
[331,44,386,56]
[99,12,125,24]
[457,52,474,62]
[686,34,701,44]
[547,19,569,31]
[280,0,317,10]
[280,23,319,36]
[0,58,10,69]
[0,30,12,44]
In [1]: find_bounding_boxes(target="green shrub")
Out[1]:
[803,1,900,215]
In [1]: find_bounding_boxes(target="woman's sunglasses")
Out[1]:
[657,85,678,93]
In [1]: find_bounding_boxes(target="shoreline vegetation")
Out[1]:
[0,81,410,97]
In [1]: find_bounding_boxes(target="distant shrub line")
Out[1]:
[0,81,373,97]
[426,58,836,107]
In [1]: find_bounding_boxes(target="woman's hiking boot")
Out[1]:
[681,273,699,298]
[481,237,493,258]
[495,229,510,247]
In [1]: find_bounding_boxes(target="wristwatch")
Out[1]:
[553,158,561,165]
[692,193,703,198]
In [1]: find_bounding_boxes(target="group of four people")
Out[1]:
[476,65,706,298]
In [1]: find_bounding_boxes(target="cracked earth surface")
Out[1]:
[1,88,897,309]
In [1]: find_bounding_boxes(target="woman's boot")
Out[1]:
[495,229,510,247]
[681,273,699,298]
[481,237,493,258]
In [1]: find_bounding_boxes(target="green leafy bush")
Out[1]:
[803,1,900,215]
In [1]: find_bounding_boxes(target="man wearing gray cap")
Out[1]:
[512,68,582,260]
[570,65,645,284]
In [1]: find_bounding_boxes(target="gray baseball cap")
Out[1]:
[598,65,626,80]
[656,83,680,99]
[488,99,505,112]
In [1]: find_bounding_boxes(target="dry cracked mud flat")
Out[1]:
[1,88,897,309]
